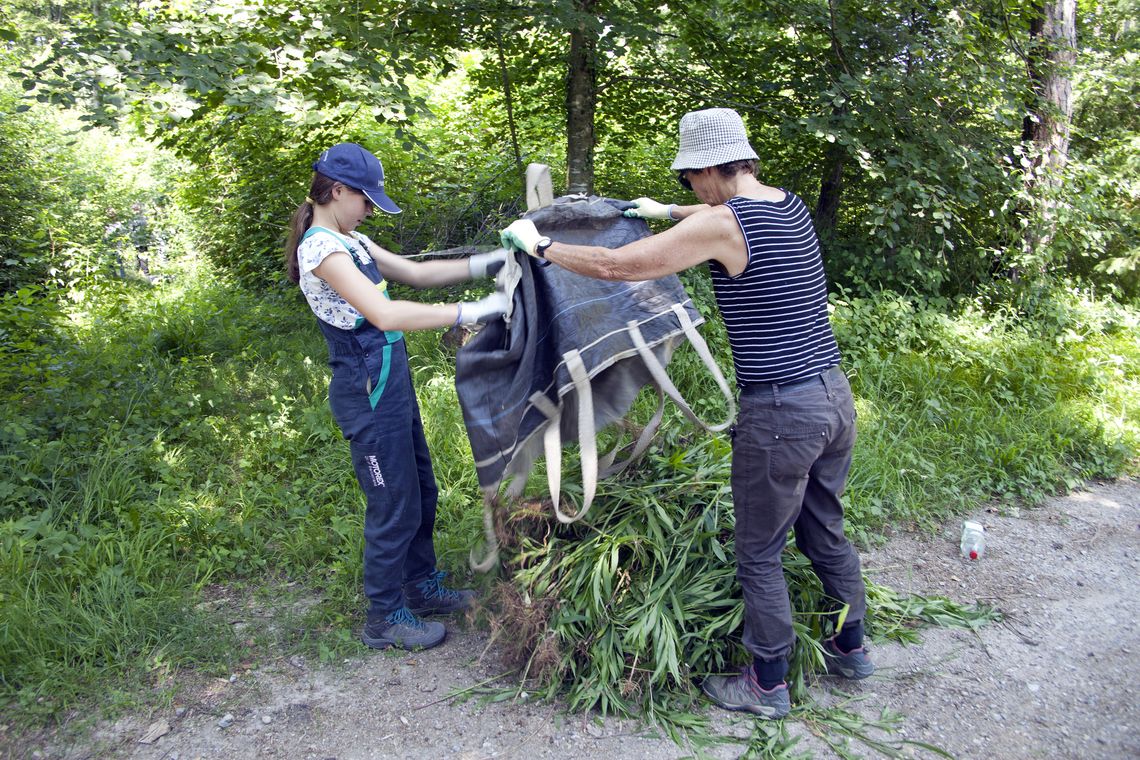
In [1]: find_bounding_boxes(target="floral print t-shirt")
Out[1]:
[298,227,385,330]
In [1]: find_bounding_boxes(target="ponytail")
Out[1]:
[284,173,338,284]
[285,201,314,284]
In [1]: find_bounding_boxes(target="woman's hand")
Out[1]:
[622,197,676,220]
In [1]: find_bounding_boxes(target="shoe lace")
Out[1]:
[419,570,461,601]
[385,606,426,630]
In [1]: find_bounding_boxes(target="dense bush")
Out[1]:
[0,87,53,292]
[0,71,181,295]
[172,61,541,289]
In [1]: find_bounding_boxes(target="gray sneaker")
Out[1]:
[701,667,790,719]
[405,571,476,616]
[361,607,446,650]
[822,637,875,679]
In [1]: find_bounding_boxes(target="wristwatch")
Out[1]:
[535,236,553,258]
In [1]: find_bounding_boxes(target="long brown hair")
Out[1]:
[285,172,339,284]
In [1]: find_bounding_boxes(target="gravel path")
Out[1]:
[12,477,1139,760]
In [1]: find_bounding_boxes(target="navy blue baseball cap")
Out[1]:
[313,142,402,214]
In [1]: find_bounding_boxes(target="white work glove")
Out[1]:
[456,291,509,326]
[467,248,509,279]
[622,197,676,220]
[499,219,546,258]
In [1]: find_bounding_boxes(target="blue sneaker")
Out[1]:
[405,571,476,616]
[823,636,875,679]
[361,607,445,650]
[701,667,790,719]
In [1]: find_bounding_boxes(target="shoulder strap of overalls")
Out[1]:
[303,226,369,272]
[304,226,404,345]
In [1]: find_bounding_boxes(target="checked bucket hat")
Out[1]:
[670,108,759,171]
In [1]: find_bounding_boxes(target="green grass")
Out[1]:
[0,260,497,722]
[0,261,1136,741]
[835,290,1139,538]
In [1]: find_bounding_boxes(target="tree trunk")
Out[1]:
[816,0,850,243]
[1023,0,1076,175]
[815,115,846,242]
[1021,0,1077,255]
[565,0,597,195]
[495,29,525,189]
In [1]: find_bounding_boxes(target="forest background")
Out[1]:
[1,0,1138,753]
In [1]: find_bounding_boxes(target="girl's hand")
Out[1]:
[468,248,509,279]
[457,292,510,325]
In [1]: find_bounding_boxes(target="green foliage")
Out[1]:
[167,54,537,288]
[630,0,1028,296]
[834,289,1139,534]
[0,70,180,294]
[0,89,53,291]
[466,0,1138,300]
[0,465,238,716]
[3,0,1139,741]
[18,0,446,135]
[20,0,1136,300]
[172,110,324,287]
[485,435,999,750]
[1047,18,1140,298]
[2,235,1136,729]
[15,2,545,288]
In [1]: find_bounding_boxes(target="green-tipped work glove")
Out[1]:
[500,219,549,258]
[456,291,510,326]
[622,197,676,220]
[467,248,509,279]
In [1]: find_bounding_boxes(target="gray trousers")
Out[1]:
[731,366,867,662]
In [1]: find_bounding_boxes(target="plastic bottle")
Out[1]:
[960,520,986,560]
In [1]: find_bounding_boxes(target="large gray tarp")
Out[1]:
[455,195,733,568]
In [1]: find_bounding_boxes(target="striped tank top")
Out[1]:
[711,192,841,386]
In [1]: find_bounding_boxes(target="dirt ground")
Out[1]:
[9,477,1139,760]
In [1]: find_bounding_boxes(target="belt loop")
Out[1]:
[820,367,834,399]
[772,382,782,407]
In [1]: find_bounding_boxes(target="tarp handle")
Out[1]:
[629,304,736,433]
[469,493,500,572]
[533,305,734,528]
[532,351,598,525]
[468,303,737,568]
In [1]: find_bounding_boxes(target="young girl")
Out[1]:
[286,142,508,650]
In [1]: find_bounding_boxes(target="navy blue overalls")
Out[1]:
[303,227,439,619]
